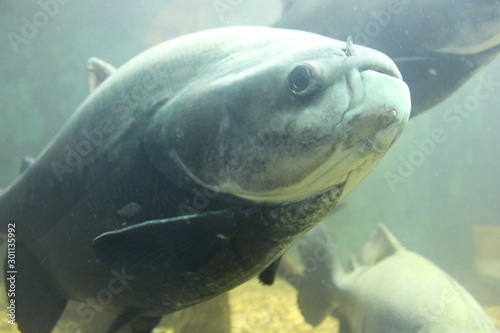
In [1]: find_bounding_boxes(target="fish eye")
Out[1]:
[287,63,321,96]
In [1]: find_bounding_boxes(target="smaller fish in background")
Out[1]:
[292,222,499,333]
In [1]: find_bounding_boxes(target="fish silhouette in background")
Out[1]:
[274,0,500,116]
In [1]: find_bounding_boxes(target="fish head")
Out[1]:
[144,27,410,203]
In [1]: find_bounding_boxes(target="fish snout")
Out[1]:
[341,48,410,129]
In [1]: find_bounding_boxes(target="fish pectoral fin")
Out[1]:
[93,209,236,272]
[130,315,162,333]
[337,314,353,333]
[258,256,282,285]
[106,308,162,333]
[7,243,67,333]
[106,308,141,333]
[297,281,335,327]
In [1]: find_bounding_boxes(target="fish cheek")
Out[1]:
[143,96,218,185]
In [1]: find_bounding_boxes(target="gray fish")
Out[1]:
[0,26,410,333]
[296,222,498,332]
[274,0,500,116]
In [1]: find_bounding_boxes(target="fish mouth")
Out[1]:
[345,53,404,114]
[317,54,410,197]
[342,48,409,128]
[346,69,409,128]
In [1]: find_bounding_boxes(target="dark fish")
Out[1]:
[0,26,410,333]
[274,0,500,116]
[57,293,230,333]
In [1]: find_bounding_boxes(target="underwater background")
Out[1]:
[0,0,499,332]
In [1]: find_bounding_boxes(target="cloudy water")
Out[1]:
[0,1,498,332]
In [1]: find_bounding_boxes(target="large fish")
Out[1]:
[60,59,232,333]
[295,222,498,332]
[0,26,410,333]
[274,0,500,116]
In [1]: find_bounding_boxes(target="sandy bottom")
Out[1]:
[0,278,498,332]
[228,278,339,333]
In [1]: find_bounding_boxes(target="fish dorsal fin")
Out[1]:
[281,0,298,14]
[347,254,360,272]
[87,57,117,93]
[362,223,403,264]
[19,156,35,173]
